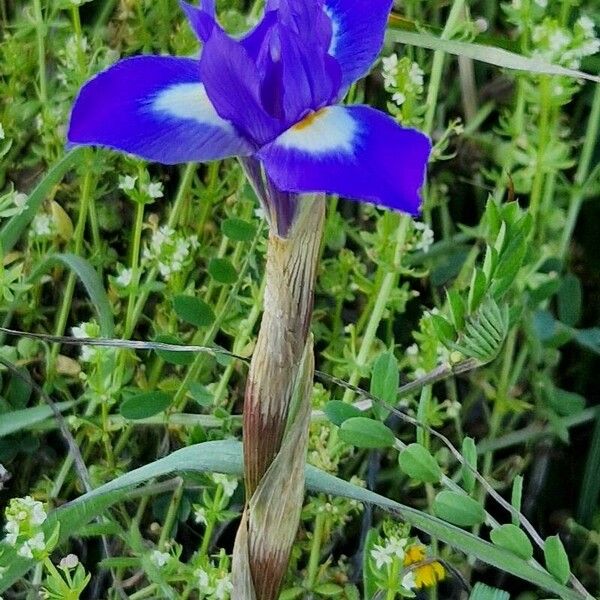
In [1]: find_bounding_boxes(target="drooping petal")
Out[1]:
[68,56,252,164]
[258,105,431,215]
[200,27,281,146]
[323,0,393,90]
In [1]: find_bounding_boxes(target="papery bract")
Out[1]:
[68,0,431,219]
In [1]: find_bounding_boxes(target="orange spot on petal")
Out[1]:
[293,108,327,131]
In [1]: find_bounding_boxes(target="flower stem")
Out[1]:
[233,195,325,600]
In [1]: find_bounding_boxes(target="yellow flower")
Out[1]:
[403,544,446,589]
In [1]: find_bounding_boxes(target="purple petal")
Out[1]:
[200,27,281,146]
[179,0,216,42]
[324,0,393,90]
[258,24,340,125]
[258,105,431,215]
[68,56,252,164]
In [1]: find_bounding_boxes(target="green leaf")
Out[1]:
[120,392,171,420]
[1,441,578,600]
[323,400,361,427]
[173,295,215,328]
[0,148,85,253]
[468,269,488,313]
[431,314,456,346]
[339,417,396,449]
[221,218,257,242]
[544,535,570,584]
[490,524,534,560]
[447,289,465,331]
[469,582,510,600]
[0,401,76,438]
[370,351,398,419]
[548,387,586,417]
[511,476,523,526]
[574,328,600,355]
[28,254,115,337]
[153,334,195,365]
[313,583,344,596]
[398,443,442,483]
[387,28,600,83]
[433,491,486,527]
[461,437,477,493]
[208,258,238,284]
[370,351,398,404]
[187,383,214,407]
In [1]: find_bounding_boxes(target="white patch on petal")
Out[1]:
[276,107,357,155]
[323,5,340,56]
[152,83,233,131]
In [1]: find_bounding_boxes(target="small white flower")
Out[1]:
[214,574,233,600]
[409,63,424,87]
[196,568,211,590]
[71,322,100,362]
[382,53,399,87]
[406,344,419,356]
[387,537,407,559]
[146,182,164,199]
[534,0,547,7]
[5,520,19,546]
[115,268,133,288]
[212,473,238,498]
[31,214,53,237]
[29,532,46,551]
[392,91,406,106]
[118,175,137,191]
[194,507,208,525]
[150,550,170,568]
[13,193,28,214]
[371,544,393,569]
[402,570,417,589]
[0,123,4,140]
[30,503,47,526]
[577,15,596,39]
[59,554,79,569]
[549,29,571,52]
[17,543,33,559]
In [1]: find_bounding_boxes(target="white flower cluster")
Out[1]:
[71,321,102,363]
[143,225,199,280]
[413,221,434,253]
[29,213,56,240]
[196,567,233,600]
[212,473,238,498]
[3,496,48,559]
[532,15,599,69]
[150,549,171,568]
[57,35,89,85]
[118,176,164,200]
[370,536,416,589]
[382,54,425,108]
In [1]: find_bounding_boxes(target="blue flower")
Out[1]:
[68,0,431,223]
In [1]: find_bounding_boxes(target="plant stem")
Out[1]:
[306,511,326,589]
[560,83,600,259]
[33,0,47,104]
[341,216,410,403]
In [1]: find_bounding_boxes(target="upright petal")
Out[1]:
[179,0,216,42]
[258,105,431,215]
[323,0,393,90]
[200,27,281,146]
[68,56,252,164]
